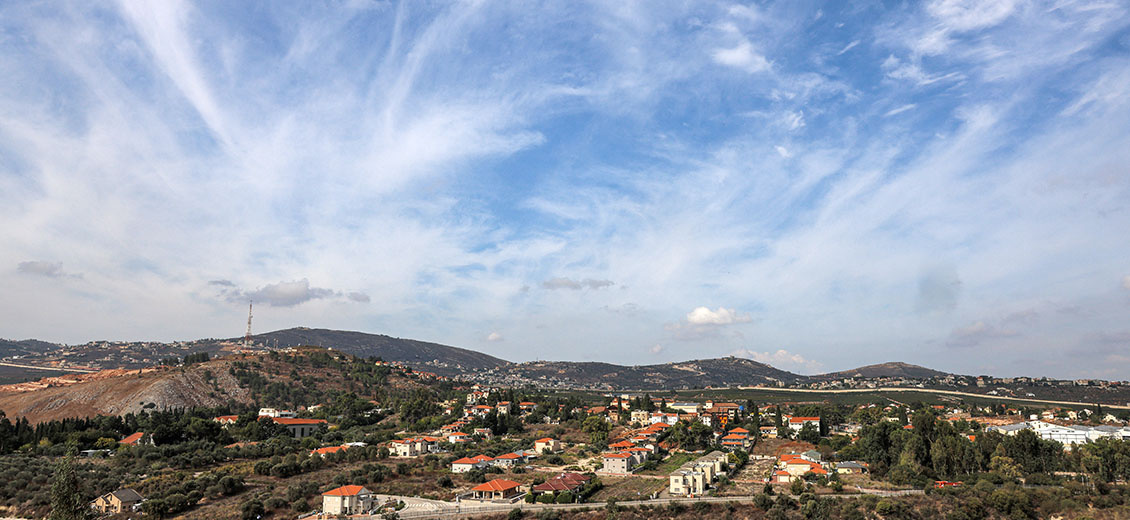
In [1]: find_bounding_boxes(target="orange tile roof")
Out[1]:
[472,479,521,492]
[470,454,494,462]
[272,417,327,426]
[603,452,632,458]
[495,452,522,459]
[789,417,820,423]
[728,427,749,433]
[119,432,145,445]
[323,485,368,496]
[313,446,348,455]
[214,415,239,422]
[452,457,480,464]
[609,440,634,448]
[535,437,555,443]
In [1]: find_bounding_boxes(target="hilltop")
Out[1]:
[815,361,951,380]
[243,327,509,373]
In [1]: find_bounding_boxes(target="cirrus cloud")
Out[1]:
[685,307,752,326]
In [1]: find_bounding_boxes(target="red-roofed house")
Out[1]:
[322,485,372,515]
[535,438,561,454]
[532,472,591,495]
[608,440,635,450]
[451,456,489,473]
[601,452,636,474]
[788,417,820,432]
[119,432,152,446]
[270,417,328,438]
[448,432,470,444]
[471,479,522,501]
[312,445,348,457]
[213,415,239,426]
[492,452,525,467]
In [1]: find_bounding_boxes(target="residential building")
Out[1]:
[119,432,153,446]
[322,485,373,515]
[601,452,635,474]
[535,437,562,454]
[532,472,591,496]
[90,489,144,513]
[270,417,327,438]
[788,417,820,432]
[451,456,490,473]
[471,479,522,501]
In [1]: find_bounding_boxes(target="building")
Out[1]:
[788,417,821,432]
[322,485,373,515]
[390,438,424,457]
[471,479,522,501]
[532,472,591,496]
[448,432,470,444]
[90,489,144,513]
[312,445,348,457]
[492,452,525,467]
[835,461,868,474]
[601,452,635,474]
[270,417,327,438]
[119,432,153,446]
[535,437,562,454]
[258,407,296,418]
[451,456,490,473]
[668,452,728,496]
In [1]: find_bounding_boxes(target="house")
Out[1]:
[258,407,296,418]
[322,485,373,515]
[835,461,868,474]
[720,433,750,450]
[312,445,349,457]
[213,415,239,426]
[492,452,525,467]
[497,401,512,414]
[473,428,494,440]
[781,454,827,477]
[668,452,728,496]
[670,402,702,414]
[759,426,778,438]
[601,452,635,474]
[519,402,537,412]
[533,472,591,496]
[608,440,635,450]
[119,432,153,446]
[774,470,793,483]
[390,438,425,457]
[270,417,327,438]
[90,489,144,513]
[448,432,471,444]
[788,417,821,432]
[535,437,562,454]
[471,479,523,501]
[452,456,491,473]
[669,467,707,496]
[630,410,650,424]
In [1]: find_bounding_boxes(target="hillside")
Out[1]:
[243,328,509,374]
[815,361,951,380]
[509,356,803,390]
[0,347,424,424]
[0,338,58,358]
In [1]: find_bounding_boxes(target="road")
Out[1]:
[733,386,1130,410]
[0,361,95,373]
[363,489,924,519]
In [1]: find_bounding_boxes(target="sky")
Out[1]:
[2,1,1130,379]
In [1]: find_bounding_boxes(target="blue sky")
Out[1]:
[2,1,1130,378]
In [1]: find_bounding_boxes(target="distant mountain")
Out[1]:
[244,327,510,373]
[815,362,951,380]
[509,356,804,390]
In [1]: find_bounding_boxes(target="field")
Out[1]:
[588,476,665,502]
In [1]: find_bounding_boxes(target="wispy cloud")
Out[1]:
[1,1,1129,377]
[730,348,822,374]
[16,261,77,279]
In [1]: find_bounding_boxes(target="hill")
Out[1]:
[244,328,509,374]
[0,347,425,424]
[508,356,803,390]
[0,338,59,358]
[815,361,951,380]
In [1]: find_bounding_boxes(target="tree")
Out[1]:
[798,423,820,444]
[582,416,611,446]
[49,456,89,520]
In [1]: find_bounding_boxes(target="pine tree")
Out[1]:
[49,455,89,520]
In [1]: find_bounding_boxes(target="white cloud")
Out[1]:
[837,39,860,55]
[927,0,1018,32]
[487,331,503,342]
[884,104,916,117]
[648,344,664,354]
[711,40,770,73]
[1122,275,1130,291]
[775,146,792,158]
[730,348,822,373]
[347,292,371,303]
[686,307,752,326]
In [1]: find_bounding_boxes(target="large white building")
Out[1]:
[989,421,1130,449]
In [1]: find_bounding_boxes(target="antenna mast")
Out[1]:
[244,300,253,348]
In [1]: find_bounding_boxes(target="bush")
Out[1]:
[755,493,773,510]
[437,475,453,488]
[508,508,524,520]
[790,478,806,495]
[556,491,574,504]
[537,493,555,504]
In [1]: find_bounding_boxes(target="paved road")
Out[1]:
[362,488,925,519]
[0,361,94,373]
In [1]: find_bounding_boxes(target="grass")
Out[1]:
[638,452,698,475]
[588,476,665,503]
